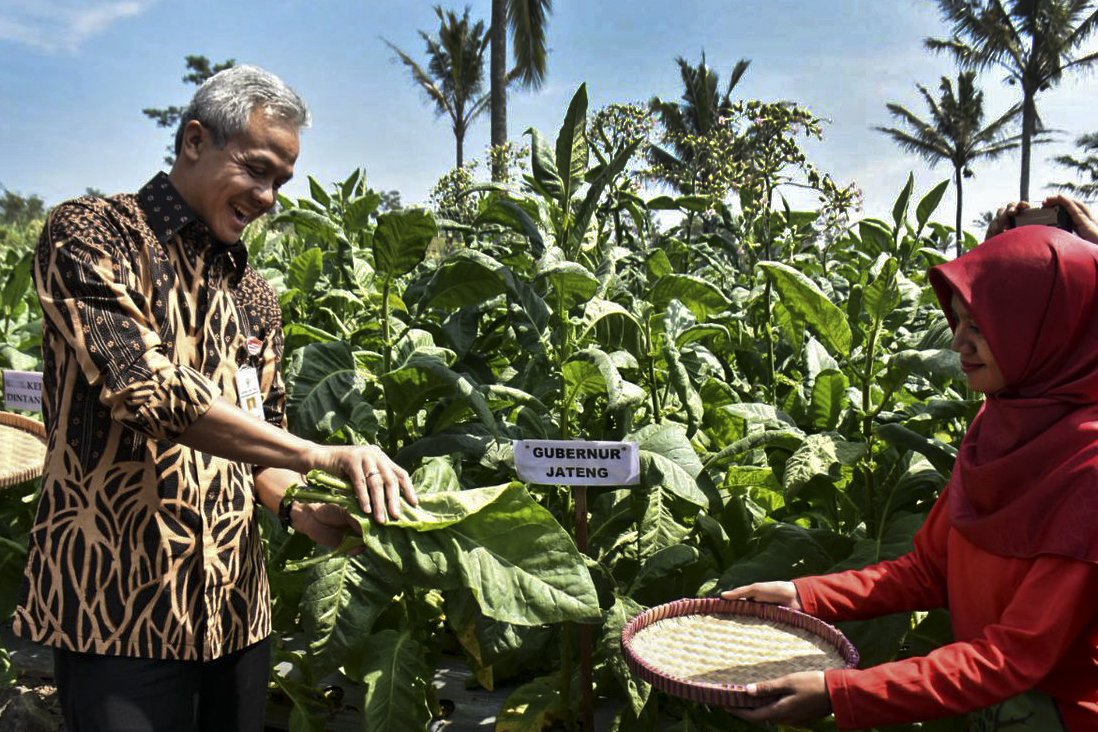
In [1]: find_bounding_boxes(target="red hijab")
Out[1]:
[929,226,1098,563]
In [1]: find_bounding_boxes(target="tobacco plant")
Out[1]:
[256,83,978,732]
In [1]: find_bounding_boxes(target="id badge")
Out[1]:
[236,366,265,419]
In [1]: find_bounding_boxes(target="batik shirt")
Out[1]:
[14,172,286,661]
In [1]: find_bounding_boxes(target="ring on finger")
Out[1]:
[366,470,380,478]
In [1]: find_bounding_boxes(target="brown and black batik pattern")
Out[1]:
[14,173,286,661]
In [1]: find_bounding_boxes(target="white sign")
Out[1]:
[513,439,640,486]
[3,370,43,412]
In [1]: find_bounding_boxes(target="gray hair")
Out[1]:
[173,64,310,155]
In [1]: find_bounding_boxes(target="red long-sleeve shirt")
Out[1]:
[794,494,1098,730]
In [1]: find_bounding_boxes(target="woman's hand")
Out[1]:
[721,581,802,611]
[729,671,832,727]
[985,200,1033,240]
[984,196,1098,245]
[1045,194,1098,245]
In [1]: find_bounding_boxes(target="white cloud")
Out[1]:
[0,1,155,52]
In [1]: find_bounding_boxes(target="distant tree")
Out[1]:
[378,189,403,212]
[0,187,46,226]
[926,0,1098,200]
[648,53,751,197]
[876,71,1025,256]
[489,0,552,180]
[1050,131,1098,200]
[385,6,491,168]
[142,55,236,165]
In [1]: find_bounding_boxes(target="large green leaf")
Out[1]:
[285,341,367,440]
[527,128,564,199]
[287,247,323,295]
[630,423,708,506]
[373,209,436,279]
[783,433,866,498]
[555,83,590,206]
[538,261,599,312]
[300,554,394,679]
[570,139,642,252]
[578,299,644,356]
[382,352,498,436]
[648,274,731,320]
[344,191,381,232]
[916,179,951,231]
[601,595,651,716]
[864,257,901,321]
[662,336,703,435]
[418,250,508,310]
[716,523,842,589]
[497,673,565,732]
[876,423,958,475]
[759,261,852,358]
[358,630,433,732]
[564,347,645,414]
[354,483,600,625]
[0,252,32,316]
[809,369,849,431]
[892,172,915,232]
[858,218,894,256]
[473,198,545,256]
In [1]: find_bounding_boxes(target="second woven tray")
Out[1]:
[0,411,47,489]
[622,597,858,708]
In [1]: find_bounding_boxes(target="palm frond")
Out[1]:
[507,0,551,89]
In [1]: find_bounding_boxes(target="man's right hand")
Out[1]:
[721,581,802,611]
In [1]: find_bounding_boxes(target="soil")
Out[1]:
[0,672,62,732]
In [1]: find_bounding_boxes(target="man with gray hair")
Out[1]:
[14,64,415,732]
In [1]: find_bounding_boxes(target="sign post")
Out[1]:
[2,370,43,412]
[514,439,641,731]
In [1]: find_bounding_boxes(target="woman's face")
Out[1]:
[950,293,1006,394]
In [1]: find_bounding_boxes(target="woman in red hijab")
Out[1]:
[723,225,1098,730]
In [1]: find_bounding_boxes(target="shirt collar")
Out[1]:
[138,172,248,284]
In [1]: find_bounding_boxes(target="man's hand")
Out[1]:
[721,581,802,611]
[290,501,361,548]
[310,444,417,524]
[729,671,831,727]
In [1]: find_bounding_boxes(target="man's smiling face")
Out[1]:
[180,106,299,244]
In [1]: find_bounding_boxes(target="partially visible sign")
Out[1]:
[3,370,43,412]
[514,439,640,486]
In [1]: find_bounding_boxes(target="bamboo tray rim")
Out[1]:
[0,411,47,489]
[621,597,859,708]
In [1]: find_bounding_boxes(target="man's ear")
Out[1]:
[179,120,208,162]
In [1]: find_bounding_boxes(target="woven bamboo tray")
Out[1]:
[622,598,858,708]
[0,411,47,489]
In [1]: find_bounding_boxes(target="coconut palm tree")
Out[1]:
[876,71,1026,255]
[489,0,552,179]
[385,6,491,168]
[1050,131,1098,200]
[647,53,751,197]
[926,0,1098,200]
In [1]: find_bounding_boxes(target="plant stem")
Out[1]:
[860,318,882,536]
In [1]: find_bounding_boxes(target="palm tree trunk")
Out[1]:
[954,165,964,257]
[490,0,507,181]
[1020,90,1037,201]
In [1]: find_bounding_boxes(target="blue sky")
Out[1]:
[2,0,1096,232]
